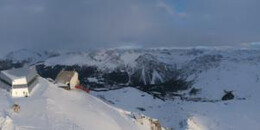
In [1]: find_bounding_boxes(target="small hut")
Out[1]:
[55,70,79,90]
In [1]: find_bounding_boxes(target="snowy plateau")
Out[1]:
[1,47,260,130]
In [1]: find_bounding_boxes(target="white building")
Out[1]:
[55,70,79,90]
[0,67,38,97]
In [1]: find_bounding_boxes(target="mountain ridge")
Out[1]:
[1,48,260,129]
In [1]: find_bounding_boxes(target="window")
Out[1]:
[13,84,27,89]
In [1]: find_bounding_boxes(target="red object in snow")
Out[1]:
[75,85,90,93]
[85,88,90,93]
[75,85,83,89]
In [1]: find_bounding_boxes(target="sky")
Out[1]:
[0,0,260,54]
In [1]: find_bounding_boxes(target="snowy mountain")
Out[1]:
[0,77,159,130]
[1,48,260,129]
[4,49,59,64]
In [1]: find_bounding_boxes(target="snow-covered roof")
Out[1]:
[0,67,37,82]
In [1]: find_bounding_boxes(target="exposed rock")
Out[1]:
[136,107,146,111]
[12,104,20,113]
[189,88,201,96]
[135,115,162,130]
[222,91,234,101]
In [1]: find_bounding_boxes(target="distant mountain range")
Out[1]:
[2,48,260,129]
[1,48,260,100]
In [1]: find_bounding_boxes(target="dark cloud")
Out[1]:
[0,0,259,54]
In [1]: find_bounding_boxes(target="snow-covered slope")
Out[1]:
[92,85,260,130]
[0,78,151,130]
[3,48,260,130]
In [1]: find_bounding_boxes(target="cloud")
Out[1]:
[0,0,260,54]
[157,0,175,15]
[242,42,260,48]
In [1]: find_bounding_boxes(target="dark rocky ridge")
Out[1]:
[35,63,193,99]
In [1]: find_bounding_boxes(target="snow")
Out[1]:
[44,51,120,71]
[0,78,150,130]
[186,116,206,130]
[4,48,260,130]
[0,67,36,82]
[87,77,99,83]
[193,61,260,99]
[141,68,147,85]
[119,51,141,67]
[92,85,260,130]
[151,70,163,84]
[4,49,53,64]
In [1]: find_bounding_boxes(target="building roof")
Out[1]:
[0,67,37,83]
[55,71,77,85]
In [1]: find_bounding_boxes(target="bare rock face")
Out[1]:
[222,91,234,101]
[12,104,20,113]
